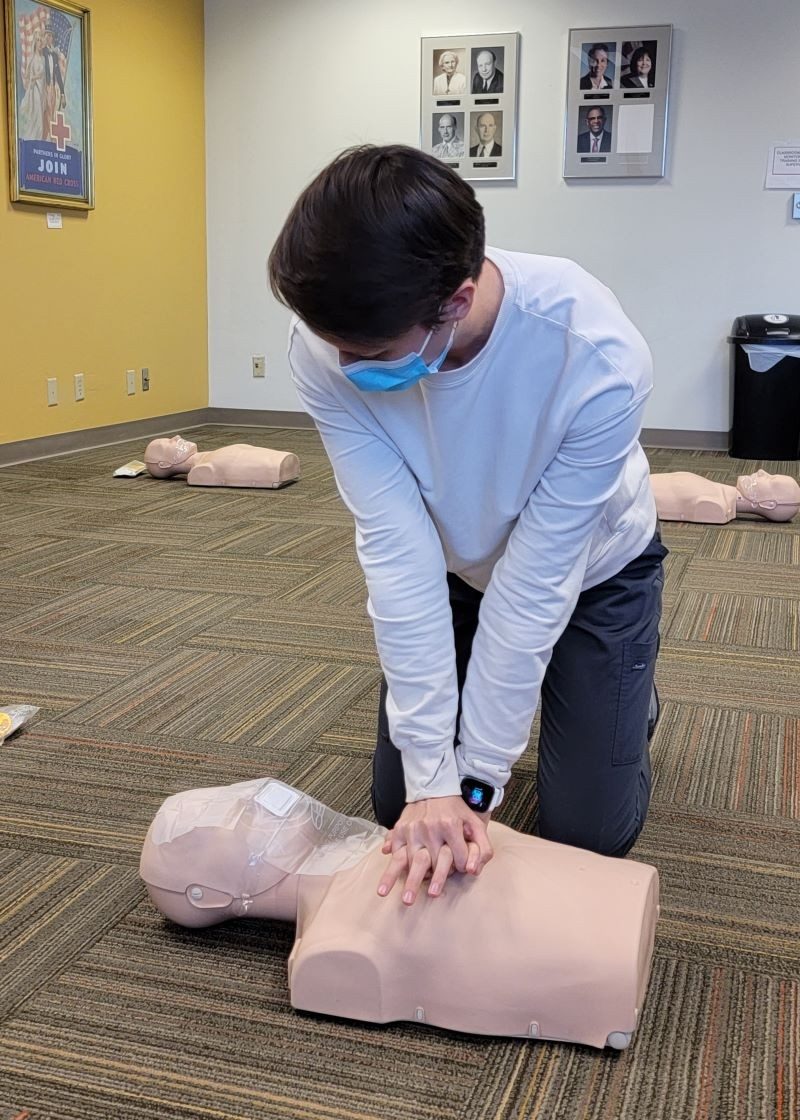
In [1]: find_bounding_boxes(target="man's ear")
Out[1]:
[441,279,477,323]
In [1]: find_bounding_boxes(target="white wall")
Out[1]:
[205,0,800,433]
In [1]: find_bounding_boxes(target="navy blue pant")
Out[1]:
[371,529,668,858]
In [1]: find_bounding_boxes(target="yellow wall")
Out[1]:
[0,0,207,445]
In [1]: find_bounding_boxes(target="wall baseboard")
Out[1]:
[641,427,730,451]
[1,412,728,467]
[0,409,314,467]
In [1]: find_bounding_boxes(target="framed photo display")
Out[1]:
[3,0,94,208]
[421,32,519,182]
[563,25,672,179]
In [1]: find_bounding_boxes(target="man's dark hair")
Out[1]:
[588,42,609,59]
[268,144,486,344]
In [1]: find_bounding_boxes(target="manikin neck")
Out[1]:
[162,448,200,476]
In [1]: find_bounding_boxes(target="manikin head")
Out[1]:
[140,779,385,928]
[736,469,800,520]
[144,434,198,477]
[268,144,485,371]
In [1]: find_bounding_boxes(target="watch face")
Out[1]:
[460,777,493,812]
[466,786,487,809]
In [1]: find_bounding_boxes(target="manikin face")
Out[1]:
[636,52,652,76]
[440,52,458,75]
[477,114,497,144]
[438,115,457,143]
[589,49,608,77]
[476,51,496,80]
[148,435,198,466]
[587,110,605,135]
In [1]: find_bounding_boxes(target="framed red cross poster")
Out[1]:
[4,0,94,208]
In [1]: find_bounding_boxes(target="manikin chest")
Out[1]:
[288,825,659,1048]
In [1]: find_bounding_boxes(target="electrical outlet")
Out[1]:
[141,367,150,391]
[74,372,85,401]
[126,369,136,395]
[252,355,266,378]
[47,377,58,406]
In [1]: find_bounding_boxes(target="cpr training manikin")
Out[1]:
[144,434,300,489]
[650,469,800,524]
[140,778,660,1049]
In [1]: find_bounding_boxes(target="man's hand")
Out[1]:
[377,795,493,906]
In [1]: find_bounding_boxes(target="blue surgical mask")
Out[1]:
[341,324,457,392]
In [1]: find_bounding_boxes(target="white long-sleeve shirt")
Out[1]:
[288,249,656,803]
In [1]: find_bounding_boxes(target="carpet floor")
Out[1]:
[0,427,797,1120]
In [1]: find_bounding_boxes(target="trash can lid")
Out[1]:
[728,314,800,342]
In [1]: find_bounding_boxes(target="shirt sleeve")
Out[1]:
[289,338,463,803]
[455,370,652,797]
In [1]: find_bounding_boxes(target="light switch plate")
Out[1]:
[793,192,800,220]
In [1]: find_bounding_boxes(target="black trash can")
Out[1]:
[728,314,800,459]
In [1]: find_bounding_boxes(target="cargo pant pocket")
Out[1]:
[611,638,659,765]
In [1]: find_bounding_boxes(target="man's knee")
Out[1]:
[538,797,647,859]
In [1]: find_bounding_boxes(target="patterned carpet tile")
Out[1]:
[6,584,250,649]
[61,647,379,754]
[97,550,321,596]
[0,582,62,624]
[695,524,800,564]
[682,557,800,597]
[0,638,155,717]
[187,602,377,665]
[665,589,800,650]
[127,483,279,523]
[2,538,155,590]
[0,723,294,861]
[315,685,383,755]
[278,560,372,608]
[656,643,800,717]
[0,497,74,535]
[0,848,143,1019]
[205,519,356,562]
[36,506,217,549]
[0,477,149,514]
[652,703,799,818]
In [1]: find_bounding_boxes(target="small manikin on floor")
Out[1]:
[141,777,659,1050]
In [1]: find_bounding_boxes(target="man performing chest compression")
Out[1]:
[268,144,666,906]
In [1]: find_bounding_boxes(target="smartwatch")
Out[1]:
[460,776,499,813]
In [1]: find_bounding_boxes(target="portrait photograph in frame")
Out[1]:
[3,0,94,208]
[564,24,671,180]
[421,32,519,183]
